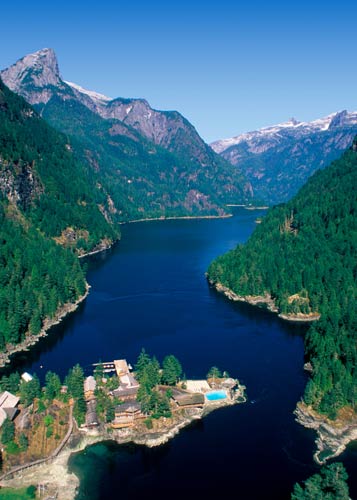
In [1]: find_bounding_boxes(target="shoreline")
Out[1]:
[211,280,357,463]
[0,215,233,370]
[0,283,90,369]
[211,281,320,322]
[243,205,270,210]
[1,234,117,367]
[121,214,232,225]
[294,402,357,464]
[0,215,237,369]
[226,204,270,210]
[0,395,244,499]
[78,239,116,259]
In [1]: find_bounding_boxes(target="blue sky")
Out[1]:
[1,0,357,142]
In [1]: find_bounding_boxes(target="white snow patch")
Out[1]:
[65,81,112,103]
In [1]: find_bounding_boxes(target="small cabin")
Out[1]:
[112,402,143,428]
[84,376,97,401]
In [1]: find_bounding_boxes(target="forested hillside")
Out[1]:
[0,78,118,349]
[39,95,241,219]
[0,78,119,253]
[208,140,357,418]
[0,209,86,347]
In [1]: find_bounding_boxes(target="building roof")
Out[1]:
[21,372,33,382]
[113,386,138,398]
[114,359,129,377]
[112,373,140,398]
[84,376,97,393]
[4,407,18,420]
[185,380,211,393]
[85,410,99,426]
[115,402,142,414]
[0,391,20,409]
[85,399,98,426]
[172,392,205,406]
[0,408,7,427]
[119,373,139,389]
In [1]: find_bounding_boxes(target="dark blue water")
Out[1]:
[6,209,357,499]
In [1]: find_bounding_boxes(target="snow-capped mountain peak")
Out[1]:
[65,81,112,104]
[211,111,357,154]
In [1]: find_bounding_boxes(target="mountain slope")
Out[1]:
[0,77,119,253]
[1,49,253,215]
[208,140,357,418]
[211,113,357,204]
[0,78,102,348]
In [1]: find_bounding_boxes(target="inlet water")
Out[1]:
[6,208,357,499]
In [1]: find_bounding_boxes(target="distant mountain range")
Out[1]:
[4,48,356,210]
[1,48,253,218]
[211,112,357,204]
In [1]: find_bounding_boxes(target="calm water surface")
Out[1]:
[7,209,357,499]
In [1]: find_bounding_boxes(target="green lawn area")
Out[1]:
[0,486,36,500]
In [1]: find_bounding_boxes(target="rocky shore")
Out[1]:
[212,282,279,313]
[211,282,320,322]
[78,238,115,258]
[0,396,243,499]
[0,283,90,368]
[294,402,357,464]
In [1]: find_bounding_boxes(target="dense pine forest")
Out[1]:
[0,78,119,348]
[0,78,119,252]
[291,462,350,500]
[208,141,357,418]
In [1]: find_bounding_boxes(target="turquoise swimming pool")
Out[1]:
[205,390,227,401]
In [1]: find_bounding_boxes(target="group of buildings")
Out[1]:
[83,359,241,430]
[84,358,144,429]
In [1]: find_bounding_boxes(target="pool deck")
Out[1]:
[182,378,246,407]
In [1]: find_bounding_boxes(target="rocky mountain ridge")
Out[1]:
[211,111,357,204]
[211,111,357,154]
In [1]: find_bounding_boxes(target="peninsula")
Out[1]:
[0,351,246,499]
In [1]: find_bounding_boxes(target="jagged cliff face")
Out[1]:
[1,49,253,204]
[0,86,43,208]
[0,48,64,105]
[82,94,215,163]
[211,113,357,204]
[0,160,42,210]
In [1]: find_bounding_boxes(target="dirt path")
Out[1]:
[0,404,74,482]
